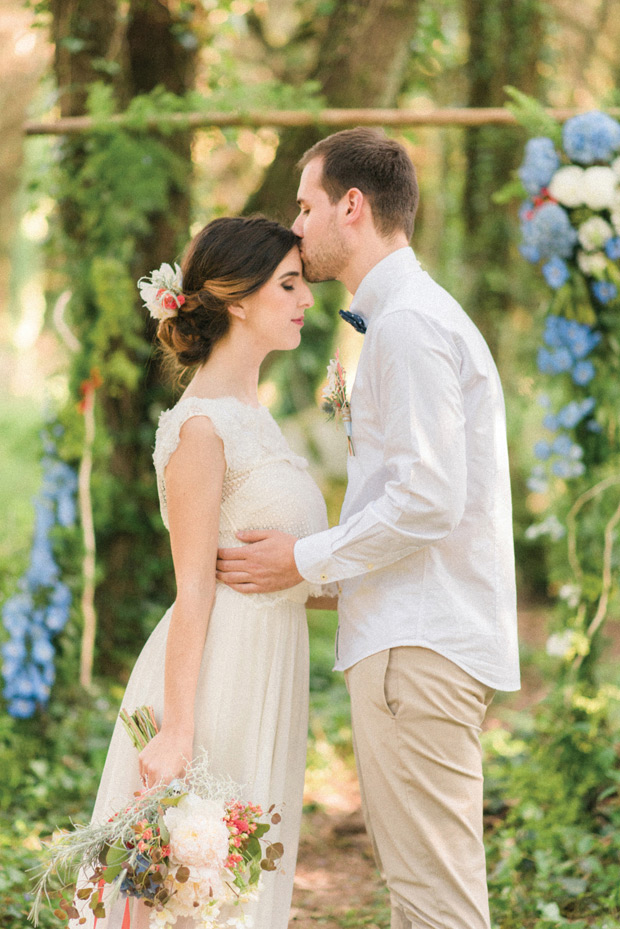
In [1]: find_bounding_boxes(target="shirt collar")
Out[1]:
[349,247,422,325]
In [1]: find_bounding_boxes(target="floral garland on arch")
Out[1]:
[511,103,620,681]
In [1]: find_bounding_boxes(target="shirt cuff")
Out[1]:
[294,530,338,585]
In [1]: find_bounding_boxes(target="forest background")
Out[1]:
[2,0,620,927]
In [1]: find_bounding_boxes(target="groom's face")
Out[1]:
[293,158,351,283]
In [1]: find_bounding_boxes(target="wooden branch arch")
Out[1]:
[24,106,620,135]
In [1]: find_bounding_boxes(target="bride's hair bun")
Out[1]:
[157,216,300,370]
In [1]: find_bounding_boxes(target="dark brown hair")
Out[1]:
[299,127,419,240]
[157,216,300,370]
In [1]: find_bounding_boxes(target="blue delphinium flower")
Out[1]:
[552,458,586,479]
[529,203,578,260]
[534,440,552,460]
[553,434,574,457]
[572,360,595,385]
[527,465,549,493]
[562,320,601,359]
[1,425,77,719]
[542,256,570,290]
[563,110,620,165]
[605,237,620,260]
[592,281,618,304]
[518,137,560,195]
[557,398,595,428]
[543,413,559,431]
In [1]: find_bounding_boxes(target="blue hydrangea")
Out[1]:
[519,242,541,264]
[605,237,620,260]
[542,256,570,290]
[518,137,560,195]
[563,110,620,165]
[1,425,77,719]
[592,281,618,304]
[527,203,578,260]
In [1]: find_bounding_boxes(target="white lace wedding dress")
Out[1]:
[80,396,331,929]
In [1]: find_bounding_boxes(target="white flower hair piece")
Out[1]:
[138,261,185,320]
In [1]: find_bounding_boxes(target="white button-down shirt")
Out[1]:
[295,248,520,691]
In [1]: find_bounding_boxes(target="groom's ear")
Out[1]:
[341,187,365,226]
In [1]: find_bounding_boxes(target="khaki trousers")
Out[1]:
[345,646,495,929]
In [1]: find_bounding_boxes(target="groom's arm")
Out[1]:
[294,308,467,585]
[216,309,467,594]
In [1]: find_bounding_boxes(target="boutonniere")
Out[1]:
[322,349,355,455]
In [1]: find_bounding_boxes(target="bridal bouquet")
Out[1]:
[30,707,283,929]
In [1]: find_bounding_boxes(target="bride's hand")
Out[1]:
[138,728,193,788]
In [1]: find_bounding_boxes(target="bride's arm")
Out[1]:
[139,416,225,786]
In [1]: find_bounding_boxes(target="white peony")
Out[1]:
[581,166,618,211]
[577,216,614,251]
[548,165,584,207]
[164,793,229,870]
[576,250,608,276]
[612,156,620,178]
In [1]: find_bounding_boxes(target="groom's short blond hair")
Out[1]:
[298,128,419,240]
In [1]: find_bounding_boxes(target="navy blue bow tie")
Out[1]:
[339,309,367,334]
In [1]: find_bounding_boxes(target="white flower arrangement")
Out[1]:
[577,216,614,252]
[548,164,584,207]
[581,166,618,211]
[138,262,186,320]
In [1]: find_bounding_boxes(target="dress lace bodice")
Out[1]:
[153,396,330,603]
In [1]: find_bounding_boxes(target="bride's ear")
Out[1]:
[227,302,247,322]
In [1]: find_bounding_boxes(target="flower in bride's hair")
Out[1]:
[138,262,185,320]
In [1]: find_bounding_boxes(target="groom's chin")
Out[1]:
[301,261,333,284]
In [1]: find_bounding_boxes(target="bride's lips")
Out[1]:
[292,317,304,327]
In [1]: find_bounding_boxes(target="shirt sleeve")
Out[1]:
[294,309,467,584]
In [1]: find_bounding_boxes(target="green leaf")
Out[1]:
[504,86,562,145]
[492,177,528,204]
[104,839,130,868]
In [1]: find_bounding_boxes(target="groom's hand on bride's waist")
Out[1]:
[216,530,302,593]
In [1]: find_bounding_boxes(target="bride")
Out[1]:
[81,216,335,929]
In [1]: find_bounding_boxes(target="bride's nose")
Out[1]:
[300,286,313,309]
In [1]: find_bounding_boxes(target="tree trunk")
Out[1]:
[245,0,423,222]
[49,0,198,674]
[462,0,546,357]
[244,0,423,415]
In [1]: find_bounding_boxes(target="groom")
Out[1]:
[217,128,520,929]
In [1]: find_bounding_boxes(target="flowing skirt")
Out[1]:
[77,584,309,929]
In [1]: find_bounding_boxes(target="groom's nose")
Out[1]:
[292,213,303,237]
